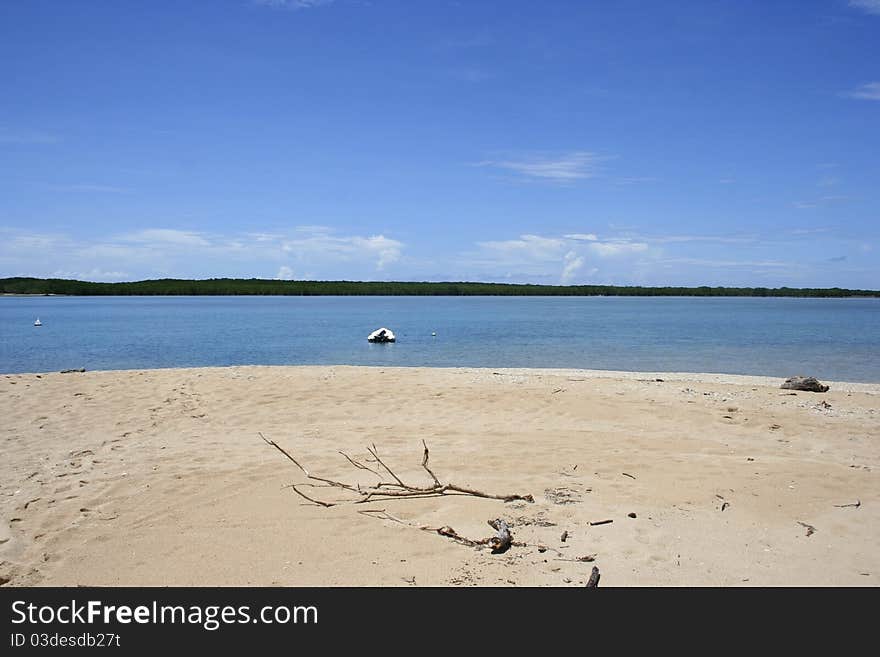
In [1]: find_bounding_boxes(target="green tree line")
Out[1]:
[2,277,878,297]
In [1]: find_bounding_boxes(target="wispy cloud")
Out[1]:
[849,1,880,15]
[793,195,849,209]
[846,81,880,100]
[588,240,648,257]
[253,0,334,8]
[51,268,130,281]
[120,229,211,247]
[474,152,601,184]
[282,231,402,270]
[0,226,403,281]
[472,232,651,284]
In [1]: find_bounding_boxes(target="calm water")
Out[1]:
[1,296,879,381]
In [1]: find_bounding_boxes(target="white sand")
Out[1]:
[1,365,877,586]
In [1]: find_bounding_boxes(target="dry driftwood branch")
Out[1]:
[586,566,601,588]
[260,433,534,506]
[833,500,861,509]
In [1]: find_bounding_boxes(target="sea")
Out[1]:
[1,295,878,382]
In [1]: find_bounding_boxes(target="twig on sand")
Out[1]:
[260,433,534,507]
[798,521,816,537]
[621,472,637,480]
[554,554,596,563]
[833,500,861,509]
[590,519,614,526]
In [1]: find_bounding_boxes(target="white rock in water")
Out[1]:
[367,327,396,343]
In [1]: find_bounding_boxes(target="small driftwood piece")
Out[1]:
[798,521,816,537]
[60,368,86,374]
[833,500,861,509]
[586,566,601,588]
[260,433,534,507]
[590,519,613,526]
[554,554,596,563]
[359,509,526,554]
[487,519,512,553]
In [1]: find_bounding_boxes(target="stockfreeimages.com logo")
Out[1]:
[11,600,317,631]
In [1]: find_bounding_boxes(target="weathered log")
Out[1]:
[781,376,829,393]
[60,368,86,374]
[586,566,601,587]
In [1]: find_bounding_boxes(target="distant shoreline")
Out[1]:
[2,277,879,297]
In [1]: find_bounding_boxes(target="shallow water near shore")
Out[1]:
[1,295,878,381]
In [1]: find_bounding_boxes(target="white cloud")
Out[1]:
[846,81,880,100]
[793,195,849,209]
[849,1,880,15]
[474,152,601,183]
[469,232,652,284]
[0,226,403,281]
[121,229,212,247]
[588,240,649,257]
[478,234,567,259]
[282,231,402,271]
[51,268,130,281]
[560,251,585,283]
[275,265,295,280]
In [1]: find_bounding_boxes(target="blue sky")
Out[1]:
[1,0,878,287]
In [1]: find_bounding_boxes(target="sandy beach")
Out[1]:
[1,365,877,587]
